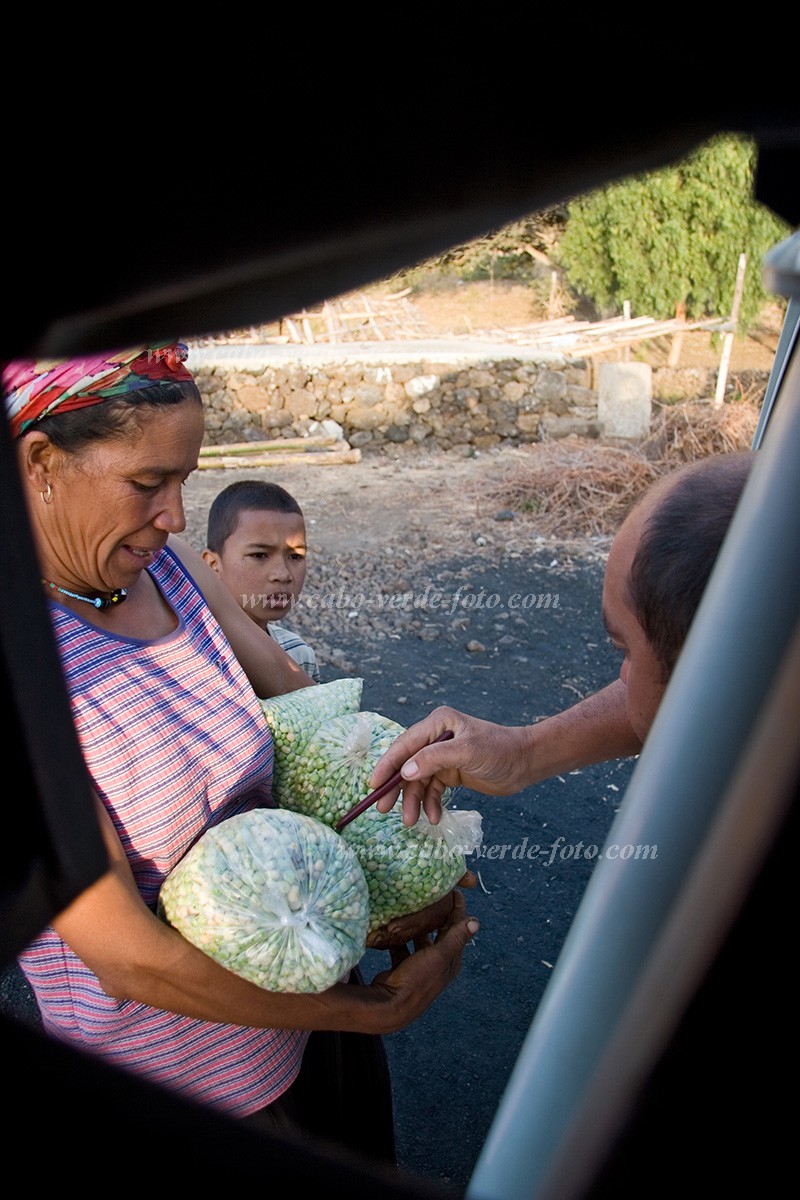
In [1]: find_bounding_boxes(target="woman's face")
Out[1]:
[41,401,205,593]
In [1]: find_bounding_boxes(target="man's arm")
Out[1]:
[370,680,641,825]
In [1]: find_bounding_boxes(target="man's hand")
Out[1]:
[368,686,642,828]
[368,707,534,826]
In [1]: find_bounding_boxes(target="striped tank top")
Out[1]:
[19,546,307,1115]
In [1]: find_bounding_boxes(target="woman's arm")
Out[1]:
[168,534,314,697]
[53,800,478,1035]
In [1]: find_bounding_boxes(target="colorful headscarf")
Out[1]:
[2,342,194,439]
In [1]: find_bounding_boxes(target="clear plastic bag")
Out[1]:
[158,808,369,993]
[341,796,483,932]
[266,702,484,931]
[259,677,363,807]
[281,710,406,827]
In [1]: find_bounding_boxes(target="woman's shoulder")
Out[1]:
[158,538,223,604]
[149,543,199,604]
[164,535,216,598]
[153,541,192,585]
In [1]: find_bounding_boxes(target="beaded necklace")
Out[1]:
[42,578,128,611]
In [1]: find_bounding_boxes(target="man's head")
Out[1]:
[602,450,756,741]
[202,480,307,629]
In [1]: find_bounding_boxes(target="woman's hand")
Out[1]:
[365,890,479,1022]
[365,871,477,949]
[53,794,477,1037]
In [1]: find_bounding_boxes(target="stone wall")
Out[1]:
[191,344,599,453]
[188,344,768,453]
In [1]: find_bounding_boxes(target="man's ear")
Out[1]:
[201,548,221,574]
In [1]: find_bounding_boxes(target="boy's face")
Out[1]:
[204,507,308,628]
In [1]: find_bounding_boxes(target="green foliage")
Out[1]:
[556,135,791,333]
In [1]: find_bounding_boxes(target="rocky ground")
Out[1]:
[178,279,783,693]
[181,446,616,696]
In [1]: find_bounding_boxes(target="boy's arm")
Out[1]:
[268,622,320,684]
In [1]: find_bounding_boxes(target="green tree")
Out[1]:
[556,135,790,333]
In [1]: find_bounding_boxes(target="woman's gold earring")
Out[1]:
[40,483,52,504]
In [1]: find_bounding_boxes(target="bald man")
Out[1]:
[369,451,756,825]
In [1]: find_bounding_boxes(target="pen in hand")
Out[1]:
[334,730,455,831]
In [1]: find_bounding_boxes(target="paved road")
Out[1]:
[330,549,635,1190]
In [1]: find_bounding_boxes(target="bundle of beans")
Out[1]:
[274,708,484,932]
[340,799,483,932]
[259,677,363,807]
[158,808,369,993]
[280,710,406,828]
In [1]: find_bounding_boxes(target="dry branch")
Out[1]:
[470,399,759,539]
[651,399,759,462]
[472,442,660,537]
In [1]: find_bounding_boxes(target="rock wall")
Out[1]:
[189,344,767,453]
[191,345,599,453]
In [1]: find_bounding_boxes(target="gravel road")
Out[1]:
[2,447,636,1192]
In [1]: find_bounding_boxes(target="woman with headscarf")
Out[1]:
[3,343,478,1158]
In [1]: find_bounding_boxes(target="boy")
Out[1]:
[204,477,404,1161]
[203,479,320,682]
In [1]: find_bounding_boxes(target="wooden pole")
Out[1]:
[713,253,747,407]
[549,270,558,319]
[199,435,341,457]
[667,300,687,368]
[196,447,361,469]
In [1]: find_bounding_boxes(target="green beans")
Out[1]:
[158,809,370,993]
[340,802,478,932]
[260,677,363,808]
[266,704,485,933]
[282,711,406,828]
[258,689,485,937]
